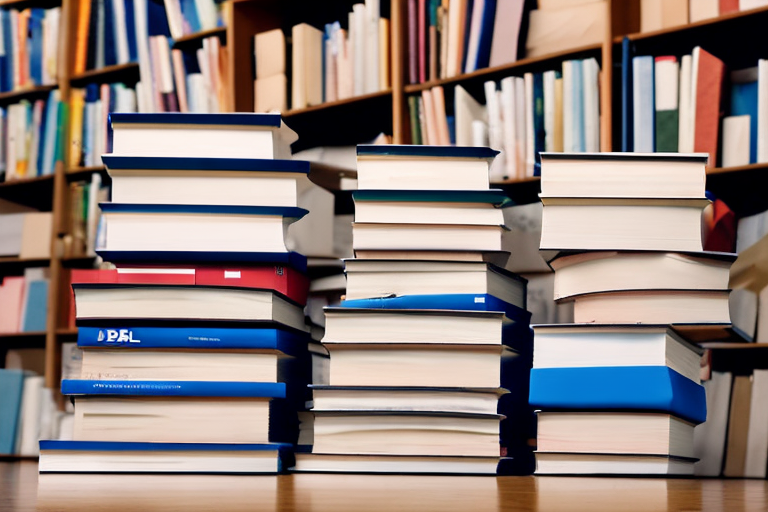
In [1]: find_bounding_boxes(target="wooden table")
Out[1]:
[3,461,768,511]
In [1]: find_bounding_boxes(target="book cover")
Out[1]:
[693,47,725,166]
[621,37,633,152]
[339,293,530,321]
[529,366,706,425]
[102,155,310,174]
[0,370,25,454]
[61,379,287,398]
[357,144,498,159]
[352,189,513,207]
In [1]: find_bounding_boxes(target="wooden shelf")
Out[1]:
[0,0,60,9]
[0,174,54,189]
[0,174,54,210]
[0,331,47,349]
[404,44,603,94]
[66,165,108,181]
[0,84,57,106]
[284,90,392,118]
[0,455,37,461]
[172,27,227,49]
[0,256,50,268]
[69,63,140,87]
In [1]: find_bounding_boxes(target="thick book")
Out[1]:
[61,379,287,398]
[293,453,500,475]
[108,112,298,160]
[352,223,506,252]
[535,453,695,476]
[39,440,292,474]
[97,250,308,272]
[529,366,706,425]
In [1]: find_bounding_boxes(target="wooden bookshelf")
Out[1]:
[69,63,140,87]
[0,84,57,106]
[0,174,54,211]
[0,331,47,349]
[172,27,227,49]
[0,257,50,268]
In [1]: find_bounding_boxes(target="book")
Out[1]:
[20,277,48,332]
[291,23,323,110]
[536,412,694,458]
[0,369,25,454]
[722,115,751,167]
[532,325,702,384]
[343,259,526,307]
[293,453,499,474]
[723,374,752,477]
[729,66,758,164]
[525,1,605,58]
[689,0,719,22]
[571,289,731,325]
[454,85,486,146]
[744,370,768,477]
[356,145,497,190]
[539,152,708,198]
[352,223,506,252]
[254,29,285,79]
[549,251,733,300]
[539,197,708,253]
[108,113,298,160]
[16,374,44,455]
[39,440,291,474]
[73,283,308,332]
[96,250,308,270]
[488,0,525,67]
[640,0,687,32]
[463,0,497,73]
[534,453,695,475]
[694,371,732,476]
[691,47,725,166]
[0,277,25,333]
[529,366,706,424]
[100,204,307,254]
[654,56,679,152]
[102,156,311,207]
[254,74,288,113]
[632,55,654,152]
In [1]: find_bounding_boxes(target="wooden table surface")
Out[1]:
[4,461,768,511]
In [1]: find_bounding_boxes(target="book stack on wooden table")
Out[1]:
[38,113,323,474]
[529,152,737,476]
[293,145,535,475]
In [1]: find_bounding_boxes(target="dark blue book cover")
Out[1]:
[28,9,45,85]
[36,96,51,175]
[77,325,309,355]
[529,366,706,424]
[103,0,117,66]
[339,293,529,320]
[147,0,172,37]
[460,0,475,73]
[110,112,282,127]
[100,203,307,220]
[474,0,497,70]
[86,0,100,70]
[447,115,456,144]
[0,11,11,92]
[101,155,310,174]
[352,189,512,207]
[61,379,287,398]
[0,370,25,454]
[621,37,633,152]
[730,79,758,164]
[40,440,291,453]
[533,72,545,175]
[124,0,138,61]
[357,144,498,159]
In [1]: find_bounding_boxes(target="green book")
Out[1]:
[655,109,679,152]
[408,95,422,145]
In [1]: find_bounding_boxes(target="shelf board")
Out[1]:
[0,174,54,210]
[403,44,602,94]
[0,331,47,349]
[0,84,57,106]
[69,63,140,87]
[0,0,60,9]
[66,165,109,181]
[706,162,768,217]
[0,455,38,461]
[284,90,393,118]
[172,27,227,49]
[0,256,50,267]
[617,5,768,43]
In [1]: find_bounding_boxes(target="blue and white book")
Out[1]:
[101,155,310,174]
[730,67,758,164]
[100,204,306,255]
[96,250,307,272]
[529,366,706,425]
[621,37,633,152]
[77,326,308,355]
[21,279,48,332]
[0,370,25,454]
[108,113,298,160]
[39,441,292,474]
[61,379,287,398]
[357,144,498,159]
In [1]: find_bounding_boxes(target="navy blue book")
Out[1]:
[77,325,308,356]
[460,0,475,73]
[124,0,138,62]
[95,250,308,272]
[103,0,117,67]
[146,0,172,37]
[473,0,497,71]
[0,11,11,92]
[99,203,308,220]
[356,145,499,159]
[101,155,311,174]
[532,72,545,175]
[621,37,633,152]
[28,9,45,85]
[85,0,100,70]
[61,379,287,398]
[110,112,283,127]
[340,293,529,321]
[529,366,706,424]
[352,189,513,207]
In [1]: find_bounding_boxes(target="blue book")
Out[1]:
[99,203,308,220]
[572,59,585,152]
[339,293,529,320]
[460,0,475,73]
[533,72,545,174]
[21,280,48,332]
[146,0,172,37]
[730,74,758,164]
[61,379,287,398]
[100,155,310,174]
[28,9,45,85]
[529,366,706,425]
[76,326,308,356]
[109,112,283,128]
[180,0,202,33]
[123,0,138,62]
[0,370,25,454]
[473,0,497,71]
[447,115,456,145]
[352,189,513,207]
[0,11,11,92]
[103,0,117,67]
[356,145,499,159]
[95,250,308,272]
[621,37,633,152]
[632,55,655,153]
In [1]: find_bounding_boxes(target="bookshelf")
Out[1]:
[0,0,758,402]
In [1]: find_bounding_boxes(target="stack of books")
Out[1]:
[294,145,534,475]
[529,152,736,476]
[39,113,320,474]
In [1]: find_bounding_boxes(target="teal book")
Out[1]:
[0,370,26,454]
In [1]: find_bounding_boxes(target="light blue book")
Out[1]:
[572,59,585,152]
[0,370,25,454]
[632,55,655,153]
[22,279,48,333]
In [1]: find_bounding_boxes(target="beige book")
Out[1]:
[254,29,286,79]
[641,0,688,32]
[421,88,438,145]
[432,86,451,145]
[254,74,287,113]
[379,18,390,90]
[291,23,323,110]
[553,77,564,151]
[525,2,606,58]
[689,0,718,22]
[19,212,52,259]
[723,375,753,477]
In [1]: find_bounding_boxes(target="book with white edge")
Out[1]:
[694,372,732,476]
[292,23,323,109]
[524,73,535,177]
[550,250,733,300]
[500,77,517,180]
[73,284,308,332]
[535,453,695,475]
[633,55,655,153]
[352,250,510,268]
[722,115,751,167]
[364,0,380,94]
[543,71,556,152]
[678,54,694,153]
[539,197,708,253]
[582,58,600,152]
[352,223,506,252]
[484,81,505,182]
[562,60,574,152]
[758,60,768,163]
[254,29,286,79]
[513,77,526,177]
[744,370,768,477]
[536,412,695,458]
[455,85,486,147]
[109,113,297,159]
[532,324,702,382]
[293,453,499,474]
[353,4,366,96]
[539,152,708,198]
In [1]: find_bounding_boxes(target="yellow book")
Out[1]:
[69,89,85,168]
[554,77,564,152]
[379,18,390,91]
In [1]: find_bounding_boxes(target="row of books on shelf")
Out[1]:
[408,57,600,181]
[65,175,108,259]
[1,91,65,181]
[0,8,60,93]
[72,0,138,76]
[627,45,768,167]
[641,0,768,33]
[0,269,49,334]
[162,0,222,40]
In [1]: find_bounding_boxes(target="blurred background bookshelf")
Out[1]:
[0,0,768,467]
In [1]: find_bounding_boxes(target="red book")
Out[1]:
[408,0,418,84]
[0,277,26,333]
[704,199,736,253]
[693,47,725,167]
[116,268,196,285]
[719,0,739,14]
[195,265,309,306]
[68,269,118,328]
[418,0,427,83]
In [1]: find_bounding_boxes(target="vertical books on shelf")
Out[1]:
[38,113,320,474]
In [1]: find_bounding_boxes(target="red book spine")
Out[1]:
[719,0,739,14]
[195,266,309,306]
[408,0,418,84]
[116,270,196,285]
[69,269,118,328]
[694,48,725,167]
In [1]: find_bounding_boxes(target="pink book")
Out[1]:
[0,277,26,333]
[418,0,427,83]
[171,49,189,113]
[432,85,451,145]
[408,0,417,84]
[100,84,110,154]
[421,88,437,145]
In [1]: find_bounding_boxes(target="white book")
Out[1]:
[353,4,366,96]
[632,56,654,152]
[133,0,156,112]
[583,58,600,152]
[364,0,379,94]
[26,101,43,177]
[678,54,694,153]
[722,115,751,167]
[690,48,703,155]
[464,0,485,73]
[562,60,574,152]
[454,85,486,146]
[163,0,185,39]
[17,375,44,456]
[689,0,718,22]
[543,71,556,151]
[513,77,526,177]
[500,77,517,180]
[524,73,535,177]
[112,0,129,64]
[86,173,101,256]
[194,0,218,31]
[484,81,505,182]
[758,59,768,162]
[745,370,768,478]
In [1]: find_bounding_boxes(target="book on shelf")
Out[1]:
[0,7,60,92]
[525,0,605,58]
[73,0,138,75]
[65,175,108,258]
[0,369,57,456]
[640,0,688,33]
[0,269,49,334]
[162,0,222,40]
